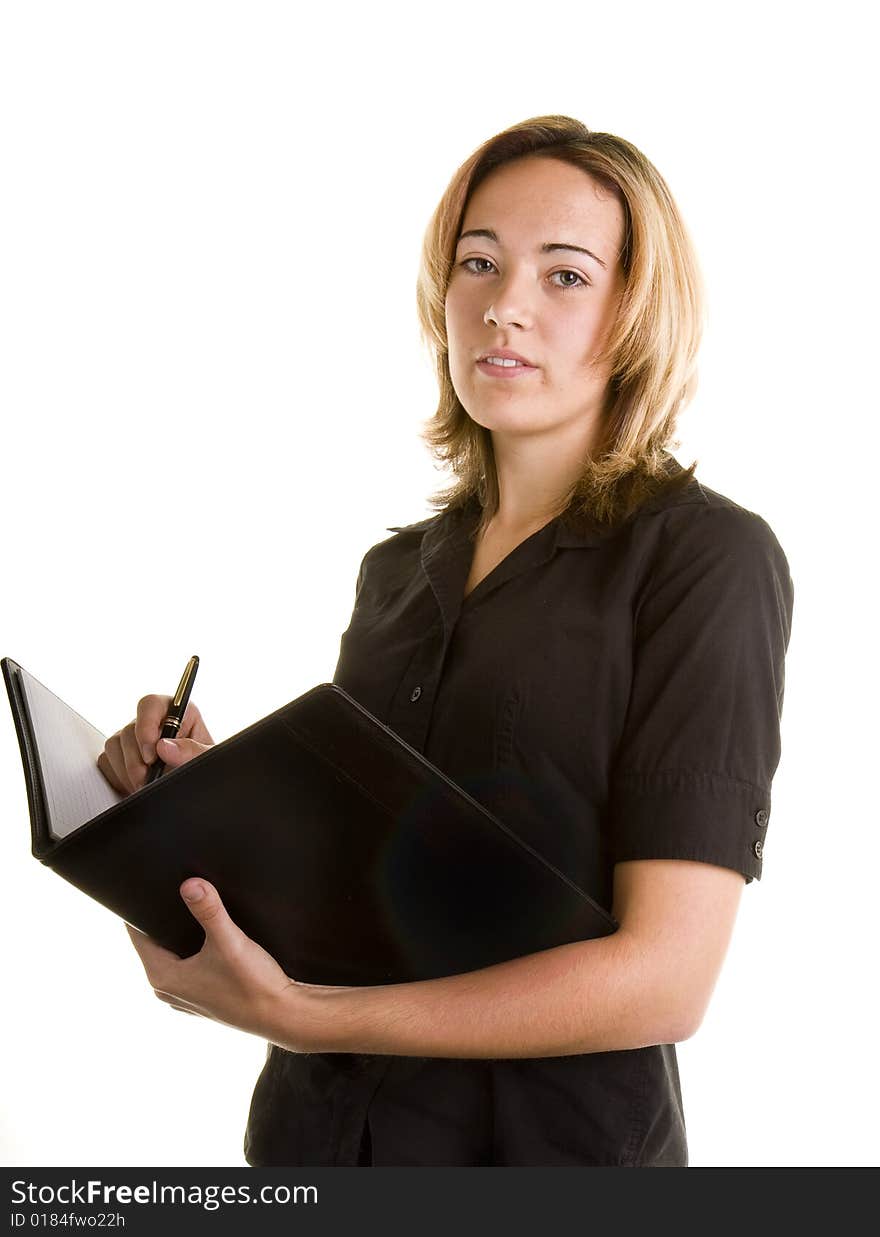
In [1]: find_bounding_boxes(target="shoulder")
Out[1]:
[632,473,791,578]
[354,503,466,591]
[563,456,788,574]
[625,475,794,635]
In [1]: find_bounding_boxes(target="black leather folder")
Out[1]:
[2,657,618,985]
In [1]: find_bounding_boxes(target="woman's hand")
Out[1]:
[98,694,215,794]
[126,878,326,1048]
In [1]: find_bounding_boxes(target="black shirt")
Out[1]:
[244,460,794,1167]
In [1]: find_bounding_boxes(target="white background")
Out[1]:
[1,0,876,1168]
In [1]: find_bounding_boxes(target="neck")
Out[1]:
[487,421,597,531]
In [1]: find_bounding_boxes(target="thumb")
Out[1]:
[157,736,211,767]
[180,878,235,941]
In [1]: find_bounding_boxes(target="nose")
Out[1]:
[482,269,535,330]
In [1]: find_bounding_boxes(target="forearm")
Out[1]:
[274,931,687,1059]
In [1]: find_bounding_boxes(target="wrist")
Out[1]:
[263,980,354,1054]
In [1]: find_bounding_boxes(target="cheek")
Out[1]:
[444,285,468,334]
[447,349,471,401]
[444,307,467,390]
[446,271,487,321]
[556,311,605,371]
[444,292,473,362]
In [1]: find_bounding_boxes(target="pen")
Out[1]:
[145,655,199,785]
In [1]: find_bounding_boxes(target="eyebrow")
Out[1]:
[456,228,608,271]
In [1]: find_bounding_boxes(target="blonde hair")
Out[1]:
[416,115,705,531]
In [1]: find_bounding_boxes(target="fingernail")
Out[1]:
[182,882,205,902]
[161,738,179,751]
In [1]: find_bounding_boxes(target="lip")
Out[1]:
[476,348,539,379]
[476,360,538,379]
[477,348,535,365]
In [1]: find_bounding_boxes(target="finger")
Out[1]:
[157,736,212,768]
[97,749,127,794]
[102,732,134,794]
[125,922,181,980]
[134,694,172,766]
[152,990,199,1015]
[119,723,149,790]
[179,702,215,747]
[179,879,238,948]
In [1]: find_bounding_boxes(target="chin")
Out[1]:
[466,410,552,436]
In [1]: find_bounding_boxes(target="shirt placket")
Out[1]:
[384,521,472,754]
[384,516,575,755]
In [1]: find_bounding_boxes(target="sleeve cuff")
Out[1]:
[608,769,772,884]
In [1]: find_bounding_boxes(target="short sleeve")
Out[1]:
[607,504,794,883]
[353,548,370,602]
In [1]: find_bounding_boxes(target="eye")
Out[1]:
[459,257,497,275]
[458,258,589,290]
[549,269,589,290]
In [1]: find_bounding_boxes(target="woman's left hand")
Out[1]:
[125,878,329,1048]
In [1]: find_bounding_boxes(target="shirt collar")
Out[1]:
[388,494,610,558]
[386,459,703,557]
[387,496,479,561]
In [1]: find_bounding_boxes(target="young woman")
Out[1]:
[99,115,794,1167]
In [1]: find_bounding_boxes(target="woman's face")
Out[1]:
[445,156,626,448]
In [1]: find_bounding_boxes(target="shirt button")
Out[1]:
[754,839,764,859]
[410,686,422,702]
[755,809,769,827]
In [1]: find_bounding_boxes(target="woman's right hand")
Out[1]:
[97,695,215,795]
